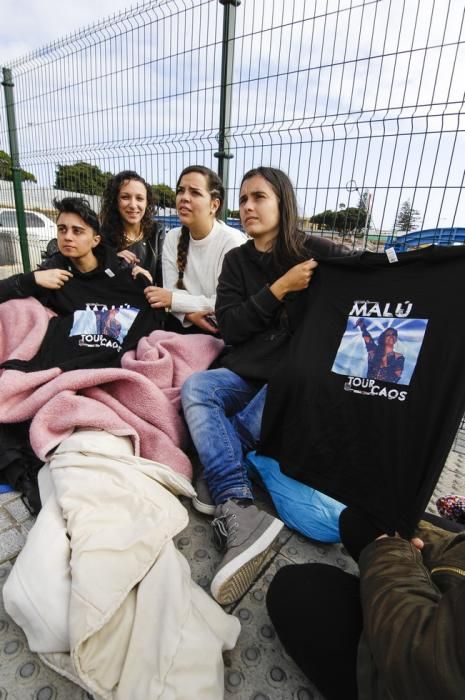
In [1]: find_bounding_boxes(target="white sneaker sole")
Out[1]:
[191,495,216,516]
[210,518,284,605]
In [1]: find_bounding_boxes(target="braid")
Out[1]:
[176,226,190,290]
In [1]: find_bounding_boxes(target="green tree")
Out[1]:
[309,209,339,230]
[395,200,420,232]
[339,206,368,235]
[152,183,176,209]
[0,150,37,182]
[55,161,113,196]
[310,206,368,234]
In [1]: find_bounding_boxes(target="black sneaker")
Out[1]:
[210,499,283,605]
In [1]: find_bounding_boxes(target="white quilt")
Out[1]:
[3,429,240,699]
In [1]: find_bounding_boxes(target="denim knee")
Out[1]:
[181,370,211,408]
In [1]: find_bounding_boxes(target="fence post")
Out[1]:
[1,67,31,271]
[215,0,240,219]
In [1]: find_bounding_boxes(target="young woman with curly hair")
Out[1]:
[144,165,245,334]
[100,170,165,286]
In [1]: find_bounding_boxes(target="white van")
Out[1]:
[0,209,55,269]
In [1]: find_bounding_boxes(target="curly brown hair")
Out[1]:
[100,171,156,250]
[175,165,224,290]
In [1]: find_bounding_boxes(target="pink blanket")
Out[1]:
[0,298,224,478]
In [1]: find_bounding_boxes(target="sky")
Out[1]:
[1,0,141,64]
[1,0,464,233]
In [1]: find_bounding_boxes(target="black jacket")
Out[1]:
[42,223,165,288]
[113,222,165,287]
[215,235,352,381]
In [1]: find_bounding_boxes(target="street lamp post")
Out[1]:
[346,179,372,249]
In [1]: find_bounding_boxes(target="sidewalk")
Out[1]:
[1,439,464,699]
[0,486,334,699]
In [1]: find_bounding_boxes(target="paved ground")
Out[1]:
[0,435,464,699]
[0,484,339,700]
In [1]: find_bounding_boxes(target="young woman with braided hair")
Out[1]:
[144,165,245,334]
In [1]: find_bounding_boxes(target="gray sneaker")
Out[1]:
[210,499,284,605]
[192,473,216,516]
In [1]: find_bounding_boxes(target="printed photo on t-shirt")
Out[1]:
[331,316,428,386]
[70,303,140,345]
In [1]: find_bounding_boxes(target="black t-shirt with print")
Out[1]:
[259,245,465,536]
[1,246,163,372]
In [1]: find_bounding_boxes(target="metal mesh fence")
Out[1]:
[1,0,464,273]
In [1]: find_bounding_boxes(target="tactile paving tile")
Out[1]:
[224,551,325,700]
[0,563,89,700]
[428,451,465,513]
[4,497,32,523]
[0,527,25,564]
[0,508,15,534]
[174,497,350,699]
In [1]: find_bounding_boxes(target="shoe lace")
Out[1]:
[211,506,239,549]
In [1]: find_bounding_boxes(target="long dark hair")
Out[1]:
[175,165,224,290]
[240,166,308,269]
[374,327,398,362]
[100,170,156,250]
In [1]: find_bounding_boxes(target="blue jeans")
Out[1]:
[181,368,267,504]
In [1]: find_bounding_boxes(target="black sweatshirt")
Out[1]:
[0,245,163,372]
[259,245,465,535]
[215,235,352,382]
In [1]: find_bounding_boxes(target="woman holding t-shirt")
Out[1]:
[144,165,245,334]
[181,166,351,606]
